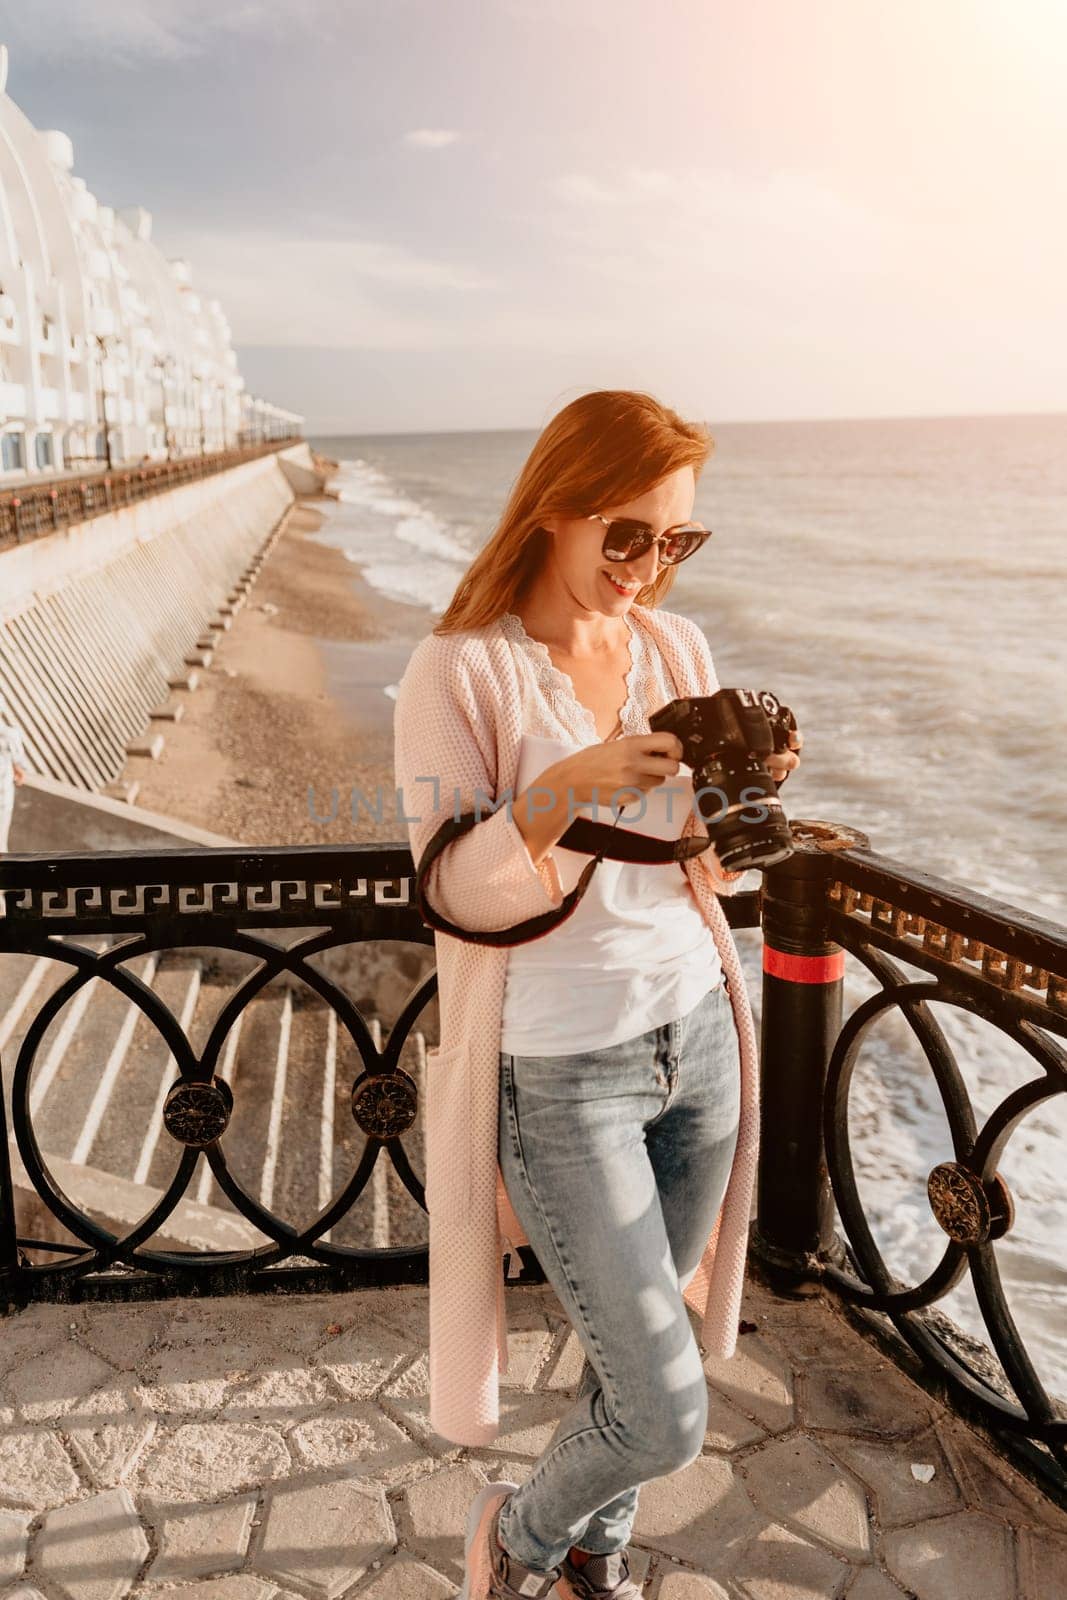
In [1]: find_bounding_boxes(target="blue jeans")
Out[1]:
[496,979,741,1572]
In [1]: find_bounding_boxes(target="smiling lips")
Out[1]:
[604,572,641,596]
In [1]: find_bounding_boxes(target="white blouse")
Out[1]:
[497,612,723,1058]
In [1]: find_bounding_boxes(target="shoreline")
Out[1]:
[123,494,430,847]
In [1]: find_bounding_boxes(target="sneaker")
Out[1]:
[459,1481,561,1600]
[556,1547,642,1599]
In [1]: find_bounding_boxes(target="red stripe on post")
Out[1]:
[763,946,846,984]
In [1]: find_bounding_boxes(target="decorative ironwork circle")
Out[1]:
[928,1162,992,1244]
[351,1068,418,1138]
[163,1076,233,1147]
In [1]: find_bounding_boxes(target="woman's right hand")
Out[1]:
[546,732,684,810]
[513,732,684,866]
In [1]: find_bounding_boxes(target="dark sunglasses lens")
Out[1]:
[602,522,652,561]
[661,528,706,564]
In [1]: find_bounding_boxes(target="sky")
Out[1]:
[4,0,1066,434]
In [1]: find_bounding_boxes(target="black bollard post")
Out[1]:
[751,820,867,1290]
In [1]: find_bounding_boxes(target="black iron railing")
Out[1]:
[0,845,440,1299]
[755,819,1066,1496]
[0,436,303,548]
[0,827,1064,1494]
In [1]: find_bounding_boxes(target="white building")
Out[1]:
[0,44,301,481]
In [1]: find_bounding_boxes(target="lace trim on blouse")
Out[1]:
[498,611,678,743]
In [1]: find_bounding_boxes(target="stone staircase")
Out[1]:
[0,935,432,1260]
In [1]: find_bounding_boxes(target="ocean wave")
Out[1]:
[360,558,457,612]
[319,457,471,611]
[391,513,471,564]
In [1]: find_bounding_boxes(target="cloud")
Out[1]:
[543,166,894,296]
[403,129,462,150]
[2,1,330,65]
[170,227,497,349]
[536,159,1066,347]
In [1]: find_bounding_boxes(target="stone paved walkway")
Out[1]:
[0,1273,1063,1600]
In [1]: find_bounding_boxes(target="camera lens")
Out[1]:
[692,753,794,872]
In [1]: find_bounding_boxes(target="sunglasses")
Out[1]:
[588,514,711,566]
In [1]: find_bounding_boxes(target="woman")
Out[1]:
[393,391,801,1600]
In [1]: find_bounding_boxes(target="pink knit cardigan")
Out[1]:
[393,604,759,1446]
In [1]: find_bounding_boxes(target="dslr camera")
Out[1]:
[649,688,798,872]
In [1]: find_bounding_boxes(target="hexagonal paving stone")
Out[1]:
[819,1426,962,1528]
[133,1421,290,1499]
[739,1288,839,1345]
[655,1567,730,1598]
[632,1453,759,1570]
[0,1306,71,1378]
[1018,1525,1067,1598]
[155,1304,281,1362]
[500,1324,554,1390]
[702,1335,794,1433]
[310,1314,415,1399]
[289,1400,422,1483]
[149,1495,258,1581]
[0,1423,81,1510]
[378,1370,463,1462]
[356,1552,456,1598]
[742,1435,872,1561]
[936,1418,1067,1532]
[139,1579,275,1600]
[255,1477,395,1597]
[754,1299,875,1368]
[882,1508,1015,1600]
[732,1520,852,1599]
[542,1327,588,1392]
[401,1462,487,1576]
[704,1387,767,1453]
[252,1297,355,1356]
[65,1388,157,1487]
[142,1333,280,1400]
[846,1568,912,1600]
[35,1486,150,1600]
[74,1304,170,1372]
[220,1362,334,1423]
[488,1391,572,1458]
[465,1453,537,1487]
[6,1343,117,1422]
[133,1346,233,1416]
[0,1507,31,1585]
[381,1349,431,1403]
[796,1362,935,1441]
[367,1285,431,1344]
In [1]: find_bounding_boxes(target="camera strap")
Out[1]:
[414,809,711,948]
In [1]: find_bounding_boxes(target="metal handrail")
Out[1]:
[754,818,1066,1498]
[0,436,303,549]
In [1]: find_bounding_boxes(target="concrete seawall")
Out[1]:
[0,443,322,796]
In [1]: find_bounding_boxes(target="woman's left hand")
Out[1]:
[12,763,27,786]
[766,727,803,787]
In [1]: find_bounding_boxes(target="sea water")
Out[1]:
[311,413,1067,1403]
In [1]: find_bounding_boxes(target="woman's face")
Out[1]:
[541,465,697,618]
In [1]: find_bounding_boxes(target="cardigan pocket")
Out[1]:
[423,1044,471,1222]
